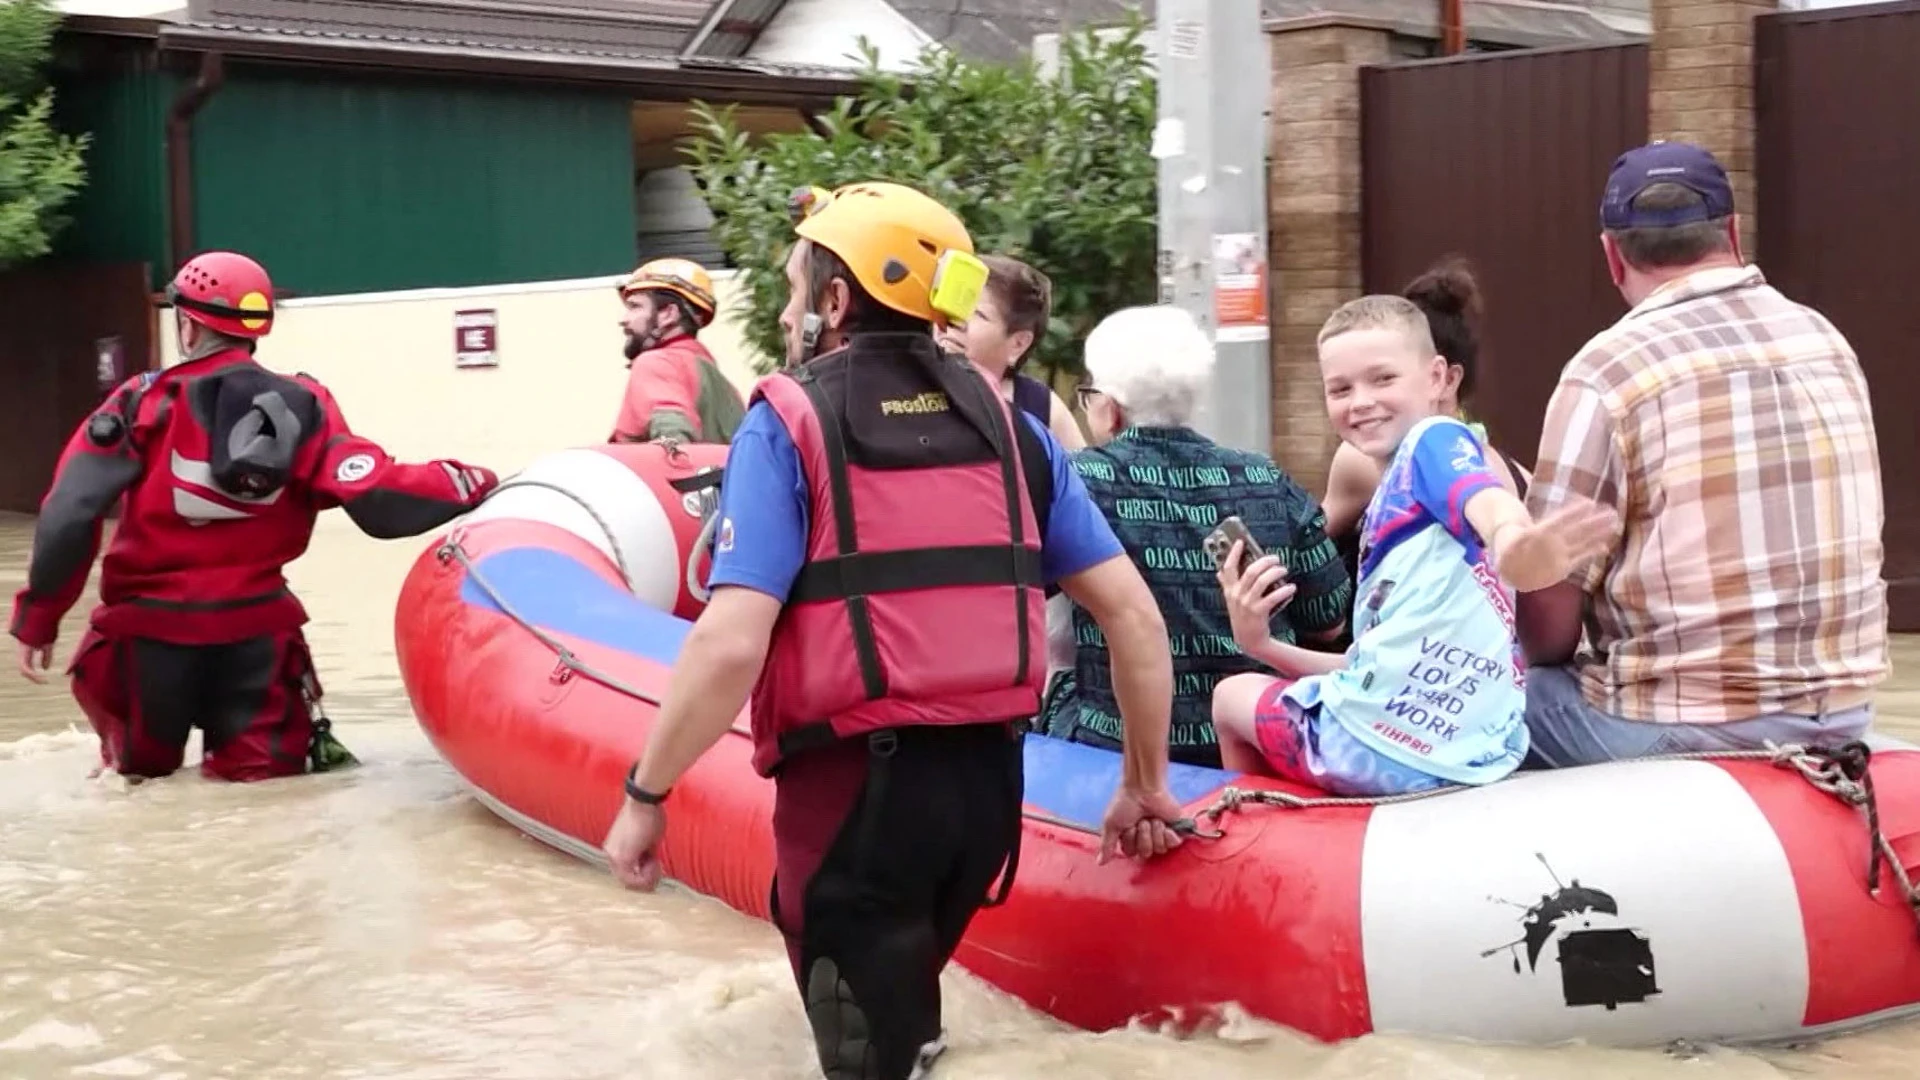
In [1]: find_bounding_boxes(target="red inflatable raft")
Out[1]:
[396,442,1920,1048]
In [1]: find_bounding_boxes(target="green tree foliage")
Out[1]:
[0,0,86,268]
[683,17,1157,379]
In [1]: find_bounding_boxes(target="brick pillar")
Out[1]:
[1265,17,1392,497]
[1648,0,1775,259]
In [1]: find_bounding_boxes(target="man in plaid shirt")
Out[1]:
[1517,141,1887,766]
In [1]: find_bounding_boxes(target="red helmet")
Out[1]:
[167,251,276,339]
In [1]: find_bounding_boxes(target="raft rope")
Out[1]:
[443,487,1918,929]
[481,453,719,606]
[685,499,720,605]
[652,436,724,605]
[437,533,661,709]
[481,477,637,593]
[438,443,724,715]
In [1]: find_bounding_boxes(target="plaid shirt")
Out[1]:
[1528,264,1887,723]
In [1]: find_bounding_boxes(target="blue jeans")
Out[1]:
[1523,663,1873,768]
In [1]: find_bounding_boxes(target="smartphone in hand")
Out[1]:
[1204,515,1266,574]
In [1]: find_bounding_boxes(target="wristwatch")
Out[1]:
[624,761,671,806]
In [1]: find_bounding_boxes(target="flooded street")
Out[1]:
[3,510,1919,1079]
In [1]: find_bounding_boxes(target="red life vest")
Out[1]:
[747,334,1047,777]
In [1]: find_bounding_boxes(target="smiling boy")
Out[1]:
[1209,295,1616,795]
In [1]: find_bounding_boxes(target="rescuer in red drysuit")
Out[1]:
[10,250,500,783]
[601,183,1187,1080]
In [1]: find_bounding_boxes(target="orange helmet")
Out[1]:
[788,182,987,327]
[619,258,717,328]
[168,251,275,339]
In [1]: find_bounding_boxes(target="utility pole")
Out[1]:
[1154,0,1272,455]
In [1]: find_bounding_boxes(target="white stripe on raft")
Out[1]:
[461,448,680,608]
[1360,759,1809,1045]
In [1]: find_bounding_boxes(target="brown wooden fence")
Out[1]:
[0,262,155,513]
[1756,1,1920,630]
[1359,43,1649,471]
[1359,17,1918,630]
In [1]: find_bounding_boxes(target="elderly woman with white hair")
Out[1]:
[1038,305,1352,768]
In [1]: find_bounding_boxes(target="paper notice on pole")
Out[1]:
[1212,233,1270,343]
[1168,19,1203,60]
[1150,118,1186,160]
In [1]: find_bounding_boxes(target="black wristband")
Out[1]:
[624,762,670,805]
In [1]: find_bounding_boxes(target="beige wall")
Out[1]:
[160,272,772,475]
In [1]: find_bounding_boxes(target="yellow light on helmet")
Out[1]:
[928,249,988,325]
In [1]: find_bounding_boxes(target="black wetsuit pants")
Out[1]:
[770,722,1025,1080]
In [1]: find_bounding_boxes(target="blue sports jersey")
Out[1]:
[1282,416,1529,784]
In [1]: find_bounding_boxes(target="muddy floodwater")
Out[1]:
[4,512,1918,1079]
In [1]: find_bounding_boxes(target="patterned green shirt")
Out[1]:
[1041,426,1351,766]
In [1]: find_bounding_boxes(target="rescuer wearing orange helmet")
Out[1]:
[602,183,1186,1080]
[10,250,499,783]
[610,257,745,444]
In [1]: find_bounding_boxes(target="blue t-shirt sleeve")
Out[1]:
[705,402,809,602]
[1027,414,1125,583]
[1406,417,1502,545]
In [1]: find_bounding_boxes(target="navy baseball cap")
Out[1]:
[1599,141,1736,230]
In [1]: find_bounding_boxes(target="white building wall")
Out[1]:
[747,0,936,72]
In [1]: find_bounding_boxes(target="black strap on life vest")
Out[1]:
[792,368,887,704]
[785,543,1041,605]
[950,360,1036,690]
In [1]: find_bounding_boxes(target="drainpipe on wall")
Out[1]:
[680,0,744,59]
[1440,0,1467,55]
[166,50,225,273]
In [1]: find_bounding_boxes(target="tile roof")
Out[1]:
[887,0,1641,63]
